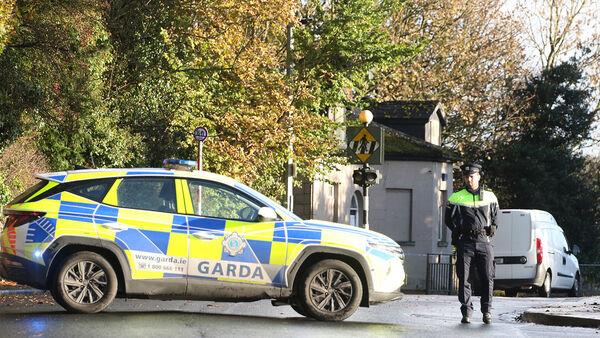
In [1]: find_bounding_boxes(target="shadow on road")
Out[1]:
[0,309,406,338]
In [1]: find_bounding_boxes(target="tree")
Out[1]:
[515,0,600,73]
[105,0,418,199]
[375,0,528,158]
[0,0,139,170]
[486,60,600,262]
[0,0,16,54]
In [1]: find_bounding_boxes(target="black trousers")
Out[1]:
[456,240,494,316]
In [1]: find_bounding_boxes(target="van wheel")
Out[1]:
[568,274,581,297]
[298,259,362,321]
[505,289,518,297]
[51,251,118,313]
[538,271,551,297]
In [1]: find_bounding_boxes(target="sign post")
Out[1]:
[193,127,208,170]
[346,124,384,229]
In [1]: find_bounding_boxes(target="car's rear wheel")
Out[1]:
[51,251,117,313]
[298,259,362,321]
[568,273,581,297]
[537,271,551,297]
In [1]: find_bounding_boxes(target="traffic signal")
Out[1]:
[363,167,378,186]
[352,167,380,187]
[352,169,364,185]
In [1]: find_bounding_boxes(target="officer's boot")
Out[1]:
[483,312,492,324]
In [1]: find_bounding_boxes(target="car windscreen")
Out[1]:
[234,182,302,221]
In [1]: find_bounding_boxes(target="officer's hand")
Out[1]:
[452,245,457,254]
[486,226,496,237]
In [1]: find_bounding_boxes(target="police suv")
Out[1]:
[0,162,405,321]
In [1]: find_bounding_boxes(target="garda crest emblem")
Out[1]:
[223,232,246,256]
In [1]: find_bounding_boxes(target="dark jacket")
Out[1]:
[445,187,499,244]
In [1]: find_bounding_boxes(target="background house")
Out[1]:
[294,100,458,290]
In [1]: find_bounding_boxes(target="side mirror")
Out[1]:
[257,207,278,222]
[572,244,581,256]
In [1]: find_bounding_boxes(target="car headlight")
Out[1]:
[367,239,405,260]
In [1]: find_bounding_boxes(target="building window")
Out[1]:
[385,188,413,244]
[349,191,363,227]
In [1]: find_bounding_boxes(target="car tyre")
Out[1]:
[51,251,118,313]
[537,271,551,298]
[568,273,581,297]
[298,259,362,321]
[290,301,310,317]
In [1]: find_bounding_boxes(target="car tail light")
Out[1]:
[4,210,46,228]
[536,237,543,264]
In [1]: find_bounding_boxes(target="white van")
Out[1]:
[492,209,580,297]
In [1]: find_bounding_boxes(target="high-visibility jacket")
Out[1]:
[445,187,499,244]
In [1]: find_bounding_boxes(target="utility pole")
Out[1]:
[285,21,295,212]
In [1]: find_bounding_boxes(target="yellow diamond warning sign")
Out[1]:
[346,127,383,164]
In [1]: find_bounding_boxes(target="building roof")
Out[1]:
[375,122,459,163]
[371,100,446,126]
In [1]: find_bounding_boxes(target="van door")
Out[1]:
[554,230,576,288]
[541,226,561,289]
[492,211,513,280]
[510,212,534,280]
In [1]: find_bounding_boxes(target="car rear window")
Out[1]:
[27,178,116,203]
[8,180,49,204]
[65,179,115,202]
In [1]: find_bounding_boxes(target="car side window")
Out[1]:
[66,179,115,202]
[116,178,176,213]
[187,180,260,221]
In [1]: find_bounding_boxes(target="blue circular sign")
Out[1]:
[193,127,208,142]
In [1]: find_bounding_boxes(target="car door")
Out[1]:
[97,176,188,295]
[182,179,286,299]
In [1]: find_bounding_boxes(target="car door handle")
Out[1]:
[101,222,128,232]
[193,231,217,240]
[547,252,555,255]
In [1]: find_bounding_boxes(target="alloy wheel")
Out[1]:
[309,268,353,313]
[63,260,107,304]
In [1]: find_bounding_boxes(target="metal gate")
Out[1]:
[426,253,458,294]
[580,264,600,296]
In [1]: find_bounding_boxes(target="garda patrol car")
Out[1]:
[0,161,405,321]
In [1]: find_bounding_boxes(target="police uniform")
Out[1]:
[445,163,499,324]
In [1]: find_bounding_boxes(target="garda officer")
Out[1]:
[445,163,499,324]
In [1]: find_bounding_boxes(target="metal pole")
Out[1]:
[200,141,203,171]
[285,22,294,212]
[362,162,369,230]
[197,142,200,170]
[197,141,203,171]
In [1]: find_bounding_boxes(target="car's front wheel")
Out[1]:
[51,251,118,313]
[298,259,362,321]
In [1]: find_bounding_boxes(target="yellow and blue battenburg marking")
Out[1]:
[2,168,403,291]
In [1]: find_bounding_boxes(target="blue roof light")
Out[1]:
[163,159,197,171]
